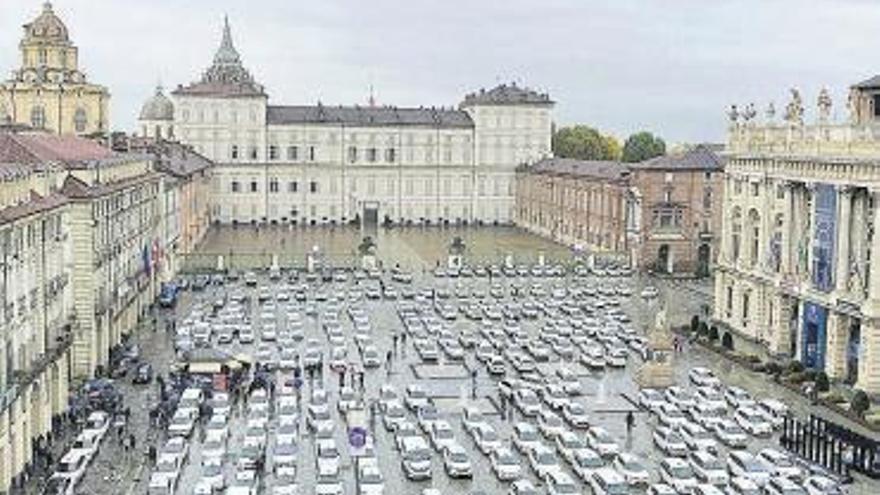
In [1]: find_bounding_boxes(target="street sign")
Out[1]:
[349,426,367,448]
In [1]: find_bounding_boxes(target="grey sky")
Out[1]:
[2,0,878,143]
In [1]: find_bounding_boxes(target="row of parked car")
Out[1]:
[43,411,112,495]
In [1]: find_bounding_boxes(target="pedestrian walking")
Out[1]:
[358,371,365,392]
[471,369,478,399]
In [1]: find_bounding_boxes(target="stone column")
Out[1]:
[835,187,852,294]
[868,189,880,310]
[856,318,880,394]
[825,312,847,379]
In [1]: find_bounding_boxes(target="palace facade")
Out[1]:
[138,18,554,227]
[715,83,880,393]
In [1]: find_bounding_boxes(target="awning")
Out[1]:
[187,362,222,374]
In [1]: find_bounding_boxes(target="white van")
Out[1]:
[54,450,90,487]
[179,387,205,411]
[590,467,629,495]
[69,429,102,463]
[147,472,175,495]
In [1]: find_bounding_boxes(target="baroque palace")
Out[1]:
[0,4,212,491]
[138,18,554,227]
[715,83,880,394]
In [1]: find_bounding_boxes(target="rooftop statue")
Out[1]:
[784,88,804,126]
[817,88,832,123]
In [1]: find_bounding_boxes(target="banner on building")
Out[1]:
[812,184,836,292]
[802,302,828,371]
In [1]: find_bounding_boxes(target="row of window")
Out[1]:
[24,106,89,132]
[226,177,514,197]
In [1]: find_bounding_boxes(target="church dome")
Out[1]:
[23,2,69,43]
[139,86,174,121]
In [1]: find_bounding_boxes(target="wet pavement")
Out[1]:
[26,227,879,495]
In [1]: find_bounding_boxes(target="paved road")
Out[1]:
[37,265,877,495]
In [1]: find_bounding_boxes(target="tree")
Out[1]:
[552,125,619,161]
[622,131,666,163]
[851,390,870,418]
[815,371,830,392]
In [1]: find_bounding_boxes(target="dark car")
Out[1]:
[133,363,153,384]
[192,275,210,291]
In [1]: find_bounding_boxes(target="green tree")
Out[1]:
[851,390,870,417]
[622,131,666,163]
[553,125,618,161]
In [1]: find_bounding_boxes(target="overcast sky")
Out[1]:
[2,0,878,143]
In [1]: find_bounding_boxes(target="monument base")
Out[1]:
[635,362,675,389]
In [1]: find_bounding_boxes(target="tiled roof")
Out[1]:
[527,157,628,181]
[60,171,160,200]
[172,80,266,98]
[0,190,68,226]
[0,131,114,167]
[267,105,473,128]
[461,83,554,107]
[628,144,724,171]
[153,142,214,178]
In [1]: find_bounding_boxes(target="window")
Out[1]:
[288,181,298,193]
[269,179,279,193]
[309,181,318,193]
[664,189,672,203]
[231,145,239,160]
[665,172,673,183]
[250,181,258,193]
[73,108,87,133]
[287,146,299,161]
[30,106,46,128]
[734,180,743,195]
[731,208,742,261]
[703,188,712,210]
[726,286,733,317]
[309,146,316,161]
[874,95,880,118]
[776,184,786,199]
[751,182,760,197]
[231,181,240,193]
[348,146,358,163]
[367,148,377,163]
[742,291,751,323]
[269,145,278,160]
[38,49,47,65]
[249,147,258,160]
[385,148,396,163]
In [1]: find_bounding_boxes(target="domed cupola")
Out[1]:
[23,2,70,44]
[140,85,174,121]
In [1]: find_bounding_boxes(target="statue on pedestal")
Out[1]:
[635,302,676,389]
[448,236,465,270]
[358,236,377,271]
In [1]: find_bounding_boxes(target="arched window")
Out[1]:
[74,108,87,133]
[731,207,742,261]
[30,106,46,128]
